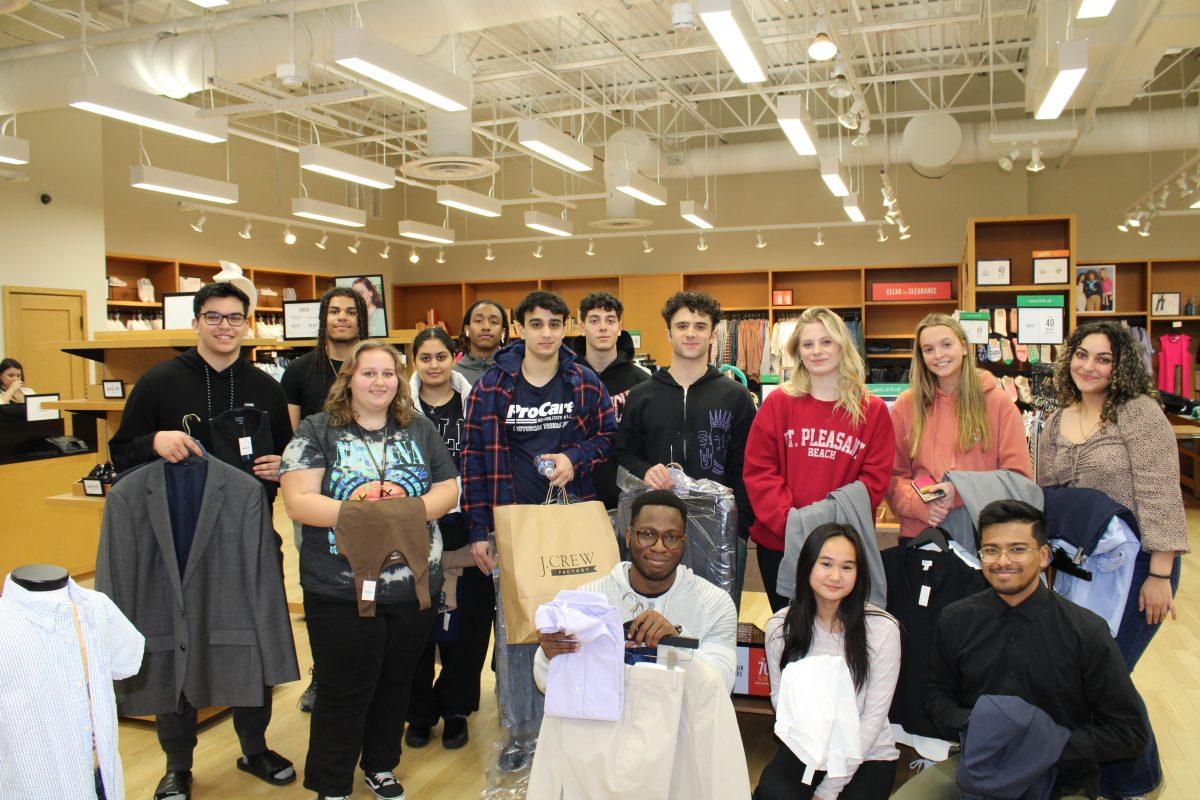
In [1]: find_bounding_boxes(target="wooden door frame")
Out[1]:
[3,286,90,354]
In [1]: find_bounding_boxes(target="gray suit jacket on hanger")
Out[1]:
[95,456,299,716]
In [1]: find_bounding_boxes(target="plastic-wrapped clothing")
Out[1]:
[534,590,624,721]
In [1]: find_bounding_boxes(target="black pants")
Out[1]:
[407,566,496,726]
[156,693,272,770]
[755,745,897,800]
[756,544,790,612]
[303,591,436,796]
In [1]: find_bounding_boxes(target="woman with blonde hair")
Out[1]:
[745,307,896,611]
[280,340,459,800]
[886,313,1031,539]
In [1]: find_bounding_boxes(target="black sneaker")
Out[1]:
[298,670,316,713]
[404,724,431,748]
[364,770,406,799]
[442,717,468,749]
[153,770,192,800]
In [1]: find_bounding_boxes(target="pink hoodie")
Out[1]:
[886,370,1032,538]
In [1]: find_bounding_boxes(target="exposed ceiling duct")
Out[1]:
[0,0,616,114]
[662,107,1200,179]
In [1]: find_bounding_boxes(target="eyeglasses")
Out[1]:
[978,543,1041,562]
[631,529,686,550]
[200,311,247,327]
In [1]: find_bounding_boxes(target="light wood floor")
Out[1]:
[115,499,1200,799]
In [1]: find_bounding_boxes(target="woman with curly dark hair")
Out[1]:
[1037,319,1188,800]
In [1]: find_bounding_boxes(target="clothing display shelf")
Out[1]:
[106,252,335,316]
[394,263,960,367]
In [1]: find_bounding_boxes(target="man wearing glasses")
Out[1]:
[534,490,738,692]
[895,499,1148,800]
[108,281,297,799]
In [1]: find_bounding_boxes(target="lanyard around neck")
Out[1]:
[354,421,390,483]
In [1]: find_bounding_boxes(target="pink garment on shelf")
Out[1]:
[1157,334,1193,397]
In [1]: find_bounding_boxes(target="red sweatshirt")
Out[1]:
[744,390,895,552]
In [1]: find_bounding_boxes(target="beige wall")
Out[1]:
[0,109,106,356]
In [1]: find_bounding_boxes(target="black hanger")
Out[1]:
[908,526,948,551]
[1050,548,1092,582]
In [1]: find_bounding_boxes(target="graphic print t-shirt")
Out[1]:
[506,373,574,504]
[281,411,458,603]
[419,392,469,549]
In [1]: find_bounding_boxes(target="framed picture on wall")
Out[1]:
[976,259,1011,286]
[335,275,388,337]
[161,292,198,330]
[1075,265,1116,313]
[1151,292,1181,317]
[1033,257,1070,285]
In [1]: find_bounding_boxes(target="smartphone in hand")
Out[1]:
[912,477,947,503]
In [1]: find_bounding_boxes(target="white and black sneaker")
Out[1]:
[364,770,406,799]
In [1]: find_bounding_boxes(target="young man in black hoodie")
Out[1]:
[108,282,296,799]
[614,290,756,573]
[568,291,650,509]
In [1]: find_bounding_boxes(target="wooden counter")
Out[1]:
[1,452,102,578]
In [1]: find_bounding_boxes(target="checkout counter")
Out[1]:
[0,408,102,578]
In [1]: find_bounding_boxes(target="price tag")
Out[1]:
[238,436,253,457]
[918,585,931,607]
[361,580,377,602]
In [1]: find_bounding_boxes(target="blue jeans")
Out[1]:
[1100,550,1182,797]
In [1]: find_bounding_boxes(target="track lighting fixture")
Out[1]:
[408,247,420,263]
[642,237,654,254]
[998,148,1020,172]
[697,235,708,252]
[1026,145,1045,173]
[755,231,767,249]
[1138,222,1151,237]
[315,233,328,250]
[1176,175,1190,198]
[347,238,360,254]
[813,229,825,247]
[190,213,206,233]
[851,116,870,147]
[436,249,446,264]
[1126,213,1141,228]
[828,62,853,100]
[380,244,390,259]
[484,244,495,262]
[807,20,837,61]
[237,220,252,239]
[533,242,544,259]
[1117,220,1129,232]
[585,239,596,256]
[899,229,911,240]
[897,218,910,234]
[837,111,859,130]
[876,226,888,243]
[283,227,296,245]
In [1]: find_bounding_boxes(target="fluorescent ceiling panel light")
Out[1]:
[129,164,239,204]
[843,192,865,222]
[517,118,593,172]
[1036,40,1089,120]
[524,210,572,237]
[776,95,818,156]
[185,0,228,7]
[299,144,394,190]
[334,29,470,112]
[698,0,768,84]
[680,200,714,229]
[612,168,668,206]
[291,196,366,227]
[397,219,456,244]
[67,76,227,143]
[0,134,29,165]
[437,184,502,217]
[1076,0,1117,19]
[820,156,850,197]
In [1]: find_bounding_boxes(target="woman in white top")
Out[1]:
[0,359,32,404]
[757,523,901,800]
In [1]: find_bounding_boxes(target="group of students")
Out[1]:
[104,277,1186,800]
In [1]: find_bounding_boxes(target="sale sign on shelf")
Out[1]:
[871,281,953,301]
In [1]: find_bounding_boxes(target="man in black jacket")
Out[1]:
[614,291,756,589]
[894,499,1148,800]
[568,291,650,509]
[108,282,296,799]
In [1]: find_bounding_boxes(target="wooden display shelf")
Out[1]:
[976,284,1071,292]
[1150,316,1200,322]
[865,334,915,340]
[45,400,124,413]
[773,304,863,311]
[723,306,770,312]
[44,337,281,362]
[254,331,420,350]
[46,492,106,508]
[866,352,914,359]
[1077,311,1148,317]
[107,300,162,309]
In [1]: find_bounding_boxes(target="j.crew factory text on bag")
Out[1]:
[538,550,601,578]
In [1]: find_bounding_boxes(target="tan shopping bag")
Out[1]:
[493,493,620,645]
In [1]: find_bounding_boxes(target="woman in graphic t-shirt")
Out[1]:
[280,340,458,800]
[744,307,896,611]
